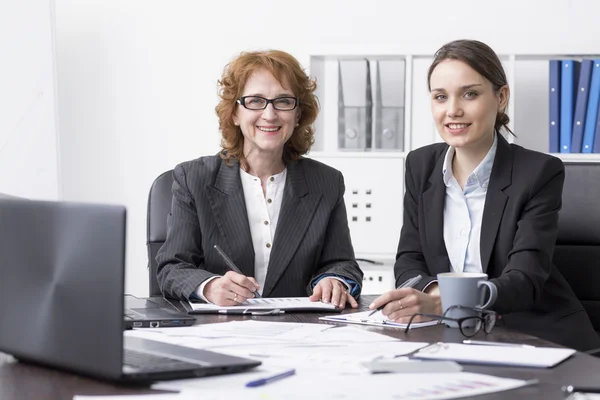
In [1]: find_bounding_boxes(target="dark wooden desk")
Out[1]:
[1,295,599,399]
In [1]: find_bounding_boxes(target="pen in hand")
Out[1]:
[368,274,423,317]
[213,245,261,298]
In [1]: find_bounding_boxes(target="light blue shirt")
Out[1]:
[442,134,497,273]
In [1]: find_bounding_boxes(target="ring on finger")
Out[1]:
[233,293,238,301]
[398,299,403,309]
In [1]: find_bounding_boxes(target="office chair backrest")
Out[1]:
[0,192,23,199]
[146,170,174,296]
[553,162,600,333]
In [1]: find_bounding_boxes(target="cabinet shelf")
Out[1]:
[311,53,600,157]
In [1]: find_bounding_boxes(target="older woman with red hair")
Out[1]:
[156,50,362,308]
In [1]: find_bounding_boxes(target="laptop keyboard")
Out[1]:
[124,349,200,371]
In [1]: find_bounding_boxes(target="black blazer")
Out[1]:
[156,154,363,300]
[395,133,598,350]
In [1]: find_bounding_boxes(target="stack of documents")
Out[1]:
[73,371,538,399]
[150,372,539,400]
[319,310,439,329]
[119,321,543,399]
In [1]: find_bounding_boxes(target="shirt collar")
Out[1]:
[442,133,498,189]
[239,167,287,184]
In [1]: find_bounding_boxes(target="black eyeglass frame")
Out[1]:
[236,96,300,111]
[404,305,498,337]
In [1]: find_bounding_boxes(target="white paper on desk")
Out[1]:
[188,297,337,312]
[74,395,179,400]
[566,394,600,400]
[73,390,234,400]
[212,340,431,374]
[320,310,440,329]
[73,392,199,400]
[128,320,332,342]
[155,372,535,400]
[413,342,576,368]
[152,363,291,392]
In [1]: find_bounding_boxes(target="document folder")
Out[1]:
[374,59,405,151]
[338,59,372,150]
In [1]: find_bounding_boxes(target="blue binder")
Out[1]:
[582,60,600,153]
[560,60,581,153]
[593,108,600,153]
[549,60,561,153]
[571,59,593,153]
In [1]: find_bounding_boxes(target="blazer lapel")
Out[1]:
[422,151,451,274]
[206,159,255,277]
[480,134,512,272]
[262,161,322,297]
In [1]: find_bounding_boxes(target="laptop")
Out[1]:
[124,295,196,329]
[0,198,260,383]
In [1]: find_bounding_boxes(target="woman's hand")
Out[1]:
[309,277,358,309]
[369,286,442,323]
[204,271,260,306]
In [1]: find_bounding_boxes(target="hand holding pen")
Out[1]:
[203,245,261,306]
[367,275,434,322]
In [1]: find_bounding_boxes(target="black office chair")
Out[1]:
[553,162,600,353]
[146,170,174,296]
[0,192,23,199]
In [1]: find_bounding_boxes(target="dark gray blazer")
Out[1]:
[156,154,363,300]
[395,133,599,351]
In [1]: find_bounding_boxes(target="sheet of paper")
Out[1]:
[154,372,535,400]
[320,310,440,329]
[74,396,178,400]
[73,392,204,400]
[127,320,337,341]
[188,297,336,312]
[566,394,600,400]
[413,342,576,368]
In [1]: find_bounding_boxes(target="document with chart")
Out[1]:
[188,297,340,314]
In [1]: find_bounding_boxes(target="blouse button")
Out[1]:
[264,221,269,225]
[267,198,272,203]
[266,243,271,248]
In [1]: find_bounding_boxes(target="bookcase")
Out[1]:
[307,54,600,294]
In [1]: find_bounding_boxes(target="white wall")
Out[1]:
[53,0,600,296]
[1,0,60,200]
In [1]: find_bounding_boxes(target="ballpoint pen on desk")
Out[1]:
[462,340,536,349]
[213,245,261,298]
[368,275,423,317]
[246,368,296,388]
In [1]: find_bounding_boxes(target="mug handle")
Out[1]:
[477,281,497,309]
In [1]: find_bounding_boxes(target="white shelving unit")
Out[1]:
[307,53,600,294]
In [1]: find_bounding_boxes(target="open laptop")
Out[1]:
[124,295,196,329]
[0,198,260,383]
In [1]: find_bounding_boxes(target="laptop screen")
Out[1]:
[0,199,127,380]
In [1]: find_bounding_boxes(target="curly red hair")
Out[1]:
[215,50,319,166]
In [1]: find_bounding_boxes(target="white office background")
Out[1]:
[3,0,600,296]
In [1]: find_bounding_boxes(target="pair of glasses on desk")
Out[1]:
[405,305,499,337]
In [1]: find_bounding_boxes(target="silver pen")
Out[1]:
[368,274,423,317]
[462,339,535,348]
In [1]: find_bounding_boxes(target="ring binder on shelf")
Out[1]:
[374,59,405,151]
[338,60,372,151]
